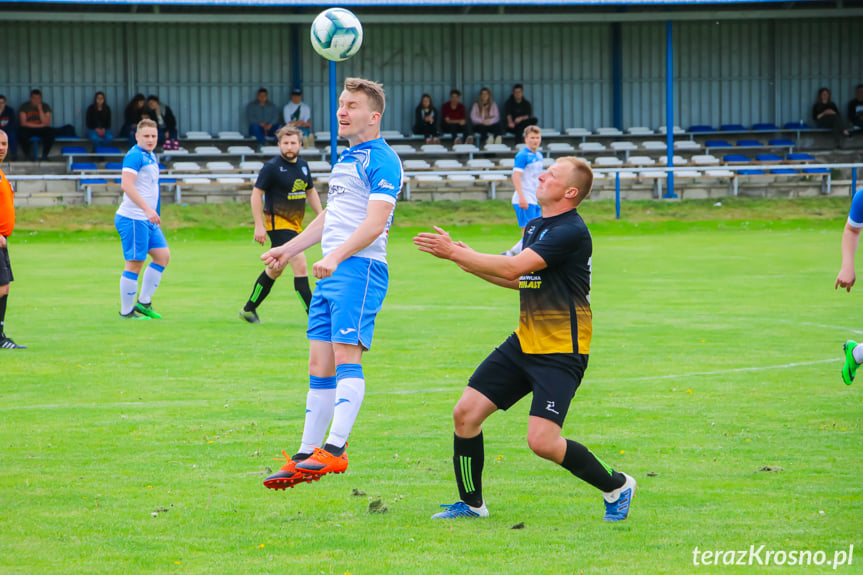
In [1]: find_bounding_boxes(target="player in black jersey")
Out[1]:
[415,157,636,521]
[240,126,323,323]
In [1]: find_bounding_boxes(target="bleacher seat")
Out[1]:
[614,171,638,179]
[688,125,715,133]
[736,140,762,147]
[447,174,475,184]
[675,170,702,178]
[216,177,246,184]
[578,142,607,152]
[466,158,495,169]
[71,162,98,171]
[626,127,654,135]
[595,127,623,136]
[720,124,746,132]
[183,177,212,184]
[308,161,332,172]
[105,162,123,170]
[802,167,831,175]
[756,153,783,162]
[391,144,416,155]
[381,130,405,140]
[421,144,448,154]
[478,173,507,182]
[628,156,656,166]
[403,159,431,169]
[752,123,780,131]
[193,146,222,155]
[739,168,767,175]
[173,162,202,171]
[227,145,255,154]
[80,178,107,185]
[167,147,189,155]
[452,144,480,154]
[62,146,87,155]
[704,169,734,177]
[691,154,720,165]
[657,125,686,135]
[768,138,795,147]
[546,142,576,153]
[673,141,701,150]
[769,168,798,175]
[314,131,331,141]
[185,131,213,139]
[657,155,688,165]
[609,141,637,152]
[704,140,732,148]
[723,154,751,163]
[787,153,815,162]
[784,121,810,130]
[261,146,280,155]
[540,128,562,137]
[638,170,665,179]
[498,158,515,168]
[565,128,591,137]
[95,146,121,154]
[641,141,667,151]
[414,174,443,182]
[484,143,511,153]
[239,161,264,171]
[206,161,235,172]
[434,159,463,169]
[593,156,623,167]
[217,131,245,140]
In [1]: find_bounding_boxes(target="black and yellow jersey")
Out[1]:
[515,209,592,355]
[254,156,314,232]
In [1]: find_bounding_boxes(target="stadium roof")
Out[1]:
[0,0,828,4]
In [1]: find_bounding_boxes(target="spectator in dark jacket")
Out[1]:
[413,94,440,144]
[86,91,114,146]
[848,84,863,131]
[145,95,178,147]
[504,84,538,138]
[122,93,147,142]
[0,96,17,159]
[813,87,849,148]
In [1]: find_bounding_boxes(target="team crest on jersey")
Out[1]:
[302,166,309,176]
[539,229,548,241]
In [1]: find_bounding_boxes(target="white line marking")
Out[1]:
[589,358,840,384]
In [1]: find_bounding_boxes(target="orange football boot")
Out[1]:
[263,451,320,490]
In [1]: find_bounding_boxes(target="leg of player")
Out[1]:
[120,259,147,319]
[135,247,169,319]
[527,417,635,522]
[295,343,364,476]
[288,252,313,314]
[0,282,25,349]
[432,387,496,519]
[264,340,337,490]
[241,266,281,324]
[504,227,525,257]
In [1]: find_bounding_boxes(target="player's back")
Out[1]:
[322,137,402,263]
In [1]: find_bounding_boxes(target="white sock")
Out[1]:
[299,377,337,454]
[138,262,165,305]
[325,364,365,448]
[853,344,863,365]
[510,238,523,255]
[120,271,139,314]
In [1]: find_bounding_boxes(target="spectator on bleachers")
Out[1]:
[283,87,313,147]
[0,96,17,160]
[813,87,849,148]
[18,89,54,160]
[470,87,502,146]
[848,84,863,131]
[504,84,538,139]
[85,91,114,147]
[247,88,280,147]
[122,93,147,142]
[413,93,440,144]
[145,95,178,149]
[441,89,471,145]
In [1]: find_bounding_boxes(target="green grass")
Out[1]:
[1,200,861,574]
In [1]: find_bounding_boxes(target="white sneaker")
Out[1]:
[494,135,503,145]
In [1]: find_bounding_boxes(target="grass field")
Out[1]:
[1,199,861,574]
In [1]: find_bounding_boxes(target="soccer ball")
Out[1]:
[310,8,363,62]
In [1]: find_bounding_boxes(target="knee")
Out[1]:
[453,402,482,436]
[0,285,9,297]
[526,431,556,460]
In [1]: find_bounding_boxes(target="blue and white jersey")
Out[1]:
[322,137,403,264]
[848,188,863,228]
[512,147,544,205]
[117,145,160,220]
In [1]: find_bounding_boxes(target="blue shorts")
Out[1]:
[513,204,542,227]
[114,214,169,261]
[307,256,389,350]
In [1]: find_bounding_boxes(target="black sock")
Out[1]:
[292,451,313,462]
[560,439,626,492]
[244,271,275,312]
[294,276,313,314]
[0,294,6,337]
[453,432,484,508]
[322,442,345,457]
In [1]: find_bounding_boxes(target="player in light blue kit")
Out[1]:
[115,119,169,320]
[261,78,403,489]
[504,125,543,256]
[835,186,863,384]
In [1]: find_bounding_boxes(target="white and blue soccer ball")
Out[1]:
[310,8,364,62]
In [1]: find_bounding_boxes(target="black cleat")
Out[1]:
[0,336,27,349]
[239,308,262,324]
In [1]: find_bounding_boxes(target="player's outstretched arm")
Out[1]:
[121,172,160,225]
[836,223,861,292]
[312,200,392,279]
[261,209,326,271]
[250,187,267,246]
[414,226,546,289]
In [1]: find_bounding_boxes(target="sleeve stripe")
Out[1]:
[369,193,397,205]
[512,167,524,173]
[847,217,863,228]
[122,167,139,175]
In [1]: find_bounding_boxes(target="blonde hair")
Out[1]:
[344,77,386,114]
[558,156,594,202]
[137,118,157,131]
[523,125,541,137]
[275,125,303,142]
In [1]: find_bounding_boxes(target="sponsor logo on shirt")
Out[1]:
[378,179,396,190]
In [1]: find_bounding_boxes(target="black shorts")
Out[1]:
[468,333,588,427]
[0,246,12,286]
[267,228,299,248]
